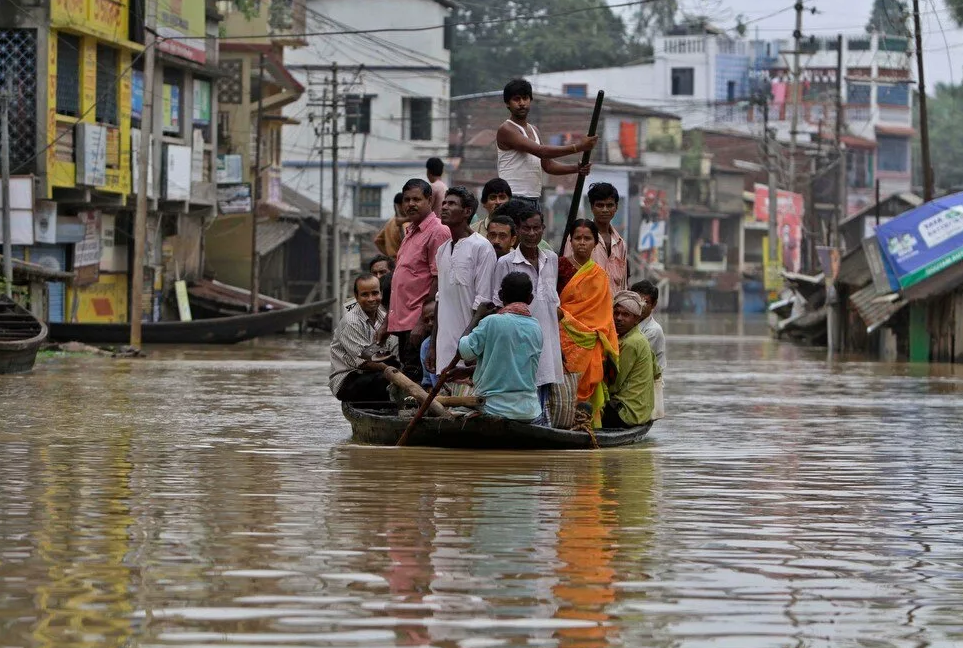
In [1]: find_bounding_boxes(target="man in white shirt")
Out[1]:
[491,201,564,423]
[631,280,666,371]
[329,274,398,400]
[430,187,497,372]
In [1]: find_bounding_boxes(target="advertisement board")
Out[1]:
[753,184,804,274]
[163,144,192,201]
[156,0,206,64]
[216,155,244,184]
[875,192,963,290]
[163,84,181,134]
[0,177,35,245]
[193,79,211,125]
[217,183,253,214]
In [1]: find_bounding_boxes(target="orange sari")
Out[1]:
[558,260,619,423]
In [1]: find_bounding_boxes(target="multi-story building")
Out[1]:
[207,0,307,293]
[528,23,751,131]
[281,0,455,223]
[0,0,220,323]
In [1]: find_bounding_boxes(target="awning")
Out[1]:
[1,255,73,283]
[256,219,299,255]
[849,283,906,333]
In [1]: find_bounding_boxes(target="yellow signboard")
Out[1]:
[66,274,129,323]
[762,236,784,294]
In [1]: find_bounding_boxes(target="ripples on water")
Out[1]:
[2,317,963,647]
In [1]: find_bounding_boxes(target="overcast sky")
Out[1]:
[611,0,962,89]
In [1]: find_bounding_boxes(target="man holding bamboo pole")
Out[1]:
[496,79,597,212]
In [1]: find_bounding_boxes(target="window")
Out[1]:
[877,135,908,173]
[403,97,432,141]
[671,68,694,96]
[877,83,909,106]
[848,83,871,104]
[847,149,874,188]
[726,80,736,102]
[563,84,588,98]
[355,186,382,219]
[345,94,372,134]
[56,33,81,116]
[95,44,119,125]
[443,16,453,50]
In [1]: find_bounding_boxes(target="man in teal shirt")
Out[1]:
[458,272,542,421]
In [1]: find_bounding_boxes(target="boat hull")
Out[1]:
[48,299,334,345]
[342,402,653,450]
[0,296,48,375]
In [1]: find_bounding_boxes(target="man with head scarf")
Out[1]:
[603,290,662,428]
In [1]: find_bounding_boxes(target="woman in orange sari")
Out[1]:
[558,219,619,427]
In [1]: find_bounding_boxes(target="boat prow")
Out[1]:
[0,296,48,374]
[342,402,653,450]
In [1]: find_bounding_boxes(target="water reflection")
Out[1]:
[2,328,963,647]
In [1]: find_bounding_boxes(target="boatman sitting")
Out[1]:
[603,291,661,428]
[329,274,398,401]
[457,272,543,422]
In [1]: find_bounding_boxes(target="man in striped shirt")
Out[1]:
[329,274,398,401]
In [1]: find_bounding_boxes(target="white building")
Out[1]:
[528,25,751,130]
[282,0,454,222]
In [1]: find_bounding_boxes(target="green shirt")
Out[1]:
[609,326,661,425]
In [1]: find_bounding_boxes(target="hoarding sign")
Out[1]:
[192,79,211,125]
[132,70,144,121]
[217,183,253,214]
[875,192,963,290]
[0,177,35,245]
[216,154,243,184]
[76,123,107,186]
[156,0,206,64]
[864,235,900,295]
[163,144,192,201]
[34,201,58,244]
[74,211,102,270]
[163,84,181,134]
[753,184,804,274]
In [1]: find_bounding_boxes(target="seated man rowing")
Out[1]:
[457,272,542,422]
[328,274,398,401]
[603,290,661,428]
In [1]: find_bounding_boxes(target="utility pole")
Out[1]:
[912,0,933,201]
[834,33,845,249]
[788,0,804,190]
[1,74,12,297]
[330,61,341,323]
[311,88,328,302]
[250,53,265,313]
[765,103,779,262]
[130,0,156,348]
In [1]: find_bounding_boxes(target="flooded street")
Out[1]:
[3,316,963,647]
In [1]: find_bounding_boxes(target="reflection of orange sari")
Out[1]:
[558,260,619,420]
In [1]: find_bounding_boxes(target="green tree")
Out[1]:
[919,82,963,191]
[866,0,909,34]
[450,0,631,97]
[947,0,963,25]
[626,0,678,61]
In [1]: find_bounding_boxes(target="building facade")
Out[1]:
[0,0,220,323]
[281,0,455,224]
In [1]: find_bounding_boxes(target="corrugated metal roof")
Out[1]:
[849,283,906,333]
[256,220,299,255]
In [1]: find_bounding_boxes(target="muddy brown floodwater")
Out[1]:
[2,315,963,648]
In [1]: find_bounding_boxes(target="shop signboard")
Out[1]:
[156,0,206,64]
[753,184,804,273]
[875,192,963,291]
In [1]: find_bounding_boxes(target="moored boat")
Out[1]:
[342,401,654,450]
[48,299,334,345]
[0,296,48,375]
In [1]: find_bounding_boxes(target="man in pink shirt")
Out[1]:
[377,178,451,379]
[562,182,627,293]
[426,157,448,217]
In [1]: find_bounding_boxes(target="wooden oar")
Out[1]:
[557,90,605,256]
[396,304,495,446]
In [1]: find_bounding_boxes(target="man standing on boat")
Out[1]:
[491,201,564,424]
[496,79,596,211]
[329,274,397,401]
[429,187,497,373]
[458,272,542,421]
[378,179,451,380]
[604,291,661,428]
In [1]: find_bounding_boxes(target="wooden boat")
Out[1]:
[47,299,334,345]
[342,402,654,450]
[0,296,49,374]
